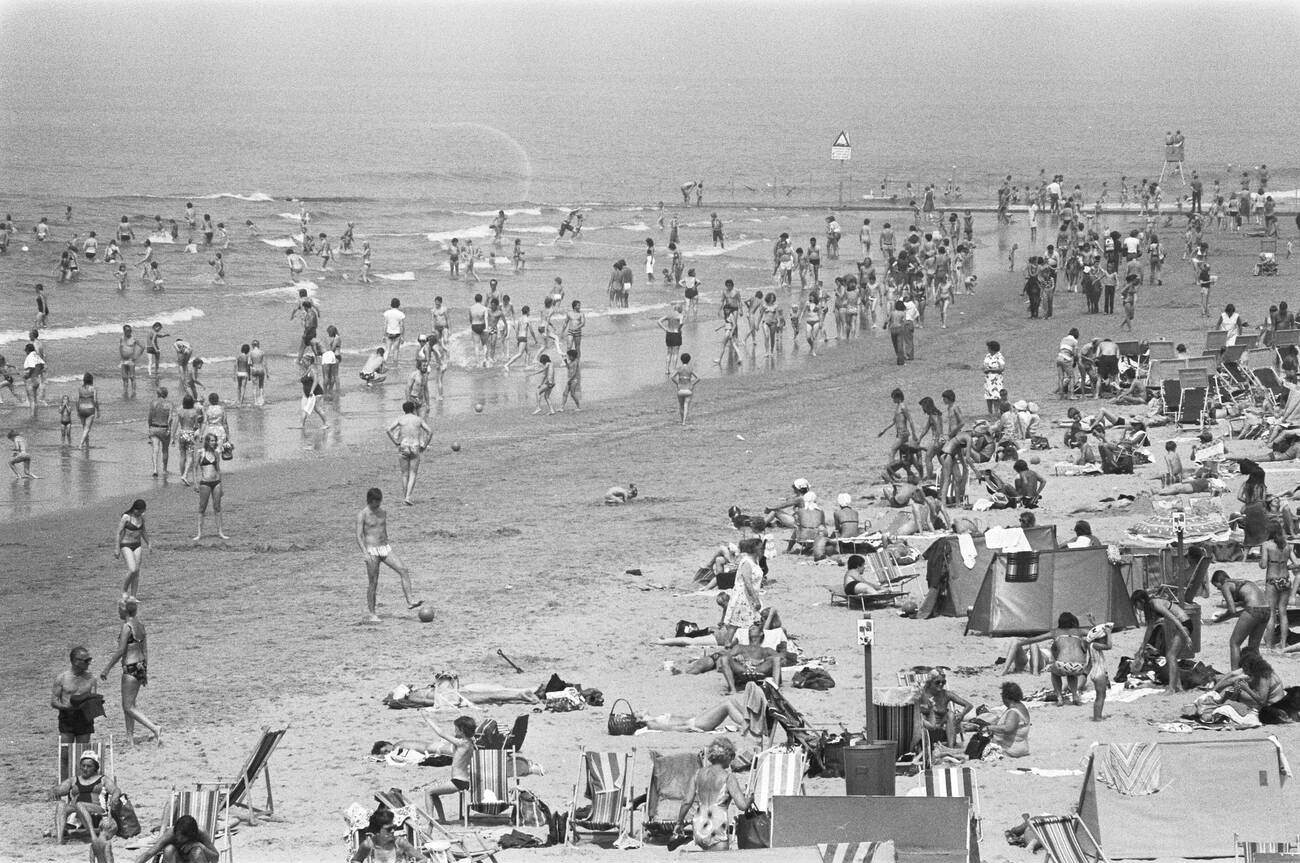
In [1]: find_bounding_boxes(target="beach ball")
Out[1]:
[474,402,484,413]
[418,606,436,623]
[451,442,461,452]
[1029,455,1041,465]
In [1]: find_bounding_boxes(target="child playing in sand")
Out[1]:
[1163,440,1186,485]
[1085,623,1113,720]
[527,354,555,415]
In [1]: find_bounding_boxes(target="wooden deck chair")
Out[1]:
[826,583,907,610]
[459,747,518,826]
[1273,329,1300,349]
[1239,333,1261,349]
[1028,813,1111,863]
[162,785,234,863]
[54,737,115,843]
[1160,379,1181,415]
[1206,330,1229,352]
[1247,347,1279,370]
[749,746,806,814]
[636,751,700,842]
[568,749,633,845]
[1253,367,1290,412]
[1115,340,1142,360]
[817,842,898,862]
[1177,386,1208,428]
[1235,834,1300,863]
[921,766,981,839]
[874,698,927,771]
[373,789,498,863]
[1146,340,1176,361]
[225,724,287,824]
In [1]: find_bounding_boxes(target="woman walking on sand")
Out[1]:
[98,596,162,745]
[982,341,1005,418]
[115,499,151,597]
[76,373,100,448]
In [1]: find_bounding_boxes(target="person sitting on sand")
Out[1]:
[969,682,1031,758]
[672,738,752,851]
[918,672,973,744]
[720,622,783,693]
[132,814,219,863]
[1061,520,1102,548]
[763,478,811,529]
[350,807,419,863]
[1012,459,1046,508]
[604,483,637,505]
[893,485,951,535]
[790,491,828,557]
[1015,612,1089,705]
[420,715,477,822]
[1213,650,1287,719]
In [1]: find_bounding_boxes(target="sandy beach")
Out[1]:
[4,206,1300,863]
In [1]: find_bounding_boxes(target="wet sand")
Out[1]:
[5,213,1300,862]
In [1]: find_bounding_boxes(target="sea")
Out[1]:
[1,0,1298,518]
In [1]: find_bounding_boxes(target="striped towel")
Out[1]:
[1094,742,1162,796]
[818,840,896,863]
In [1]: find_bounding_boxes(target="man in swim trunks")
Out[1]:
[355,487,423,623]
[1212,570,1270,669]
[720,622,782,693]
[51,646,98,746]
[144,322,168,376]
[467,294,489,367]
[295,300,319,367]
[563,300,585,356]
[386,400,431,506]
[146,386,175,477]
[118,325,143,398]
[248,340,267,406]
[382,297,406,365]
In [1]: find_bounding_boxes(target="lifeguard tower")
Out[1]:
[1159,131,1186,185]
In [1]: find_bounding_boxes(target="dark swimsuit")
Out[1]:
[199,453,220,488]
[123,624,147,684]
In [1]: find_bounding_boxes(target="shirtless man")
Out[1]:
[356,488,423,623]
[882,388,917,464]
[8,429,37,479]
[1211,571,1271,669]
[467,294,489,367]
[146,386,174,477]
[285,248,306,283]
[52,646,98,746]
[144,322,168,376]
[720,622,782,693]
[430,296,449,345]
[248,340,268,406]
[359,348,389,386]
[386,402,432,506]
[118,325,144,398]
[296,300,319,367]
[562,300,585,356]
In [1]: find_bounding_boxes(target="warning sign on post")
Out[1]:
[831,131,852,161]
[857,616,874,647]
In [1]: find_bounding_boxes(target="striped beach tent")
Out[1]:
[817,840,896,863]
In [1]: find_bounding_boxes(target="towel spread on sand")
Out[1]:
[1094,742,1162,796]
[957,533,978,569]
[984,526,1031,553]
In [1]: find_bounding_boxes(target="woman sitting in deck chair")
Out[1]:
[51,749,120,862]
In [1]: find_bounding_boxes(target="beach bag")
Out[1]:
[112,793,141,839]
[607,698,638,736]
[734,808,771,849]
[515,790,551,829]
[220,441,234,461]
[964,730,993,759]
[791,667,836,691]
[1211,541,1244,562]
[546,811,568,847]
[474,718,503,750]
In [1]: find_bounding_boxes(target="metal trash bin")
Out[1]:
[844,741,895,796]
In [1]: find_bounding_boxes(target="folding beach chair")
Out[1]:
[874,549,922,590]
[161,785,234,863]
[224,724,287,825]
[1161,379,1182,416]
[373,789,498,863]
[874,693,927,771]
[55,737,115,843]
[458,747,518,826]
[826,583,907,610]
[1253,367,1291,412]
[568,749,634,845]
[1239,333,1261,349]
[749,746,806,814]
[1206,330,1229,352]
[1146,340,1176,361]
[1116,340,1142,360]
[1177,387,1208,429]
[759,680,826,776]
[920,766,981,839]
[1235,834,1300,863]
[636,751,700,843]
[1028,813,1111,863]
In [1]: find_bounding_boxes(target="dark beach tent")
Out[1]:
[919,525,1058,619]
[1078,738,1300,858]
[964,546,1137,637]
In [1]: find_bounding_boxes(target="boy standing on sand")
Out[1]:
[355,487,423,623]
[559,348,581,412]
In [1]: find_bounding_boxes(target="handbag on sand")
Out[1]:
[607,698,638,736]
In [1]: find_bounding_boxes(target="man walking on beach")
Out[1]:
[383,298,406,366]
[355,487,423,624]
[146,386,175,477]
[386,401,431,506]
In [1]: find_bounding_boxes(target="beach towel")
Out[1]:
[818,841,896,863]
[1267,734,1294,778]
[1093,742,1162,796]
[984,526,1031,552]
[1053,462,1104,476]
[957,533,978,569]
[744,681,769,737]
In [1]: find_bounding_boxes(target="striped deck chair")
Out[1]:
[568,749,633,845]
[373,789,498,863]
[759,680,825,776]
[54,737,114,842]
[162,785,234,863]
[922,766,981,838]
[637,751,699,842]
[459,747,518,826]
[1028,814,1110,863]
[817,841,897,862]
[1236,835,1300,863]
[874,698,925,770]
[224,724,288,825]
[749,746,806,814]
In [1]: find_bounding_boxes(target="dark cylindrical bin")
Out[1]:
[1180,602,1202,658]
[844,741,895,796]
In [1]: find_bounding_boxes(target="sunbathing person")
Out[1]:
[1211,570,1270,669]
[762,478,810,529]
[370,739,542,776]
[720,622,783,693]
[874,480,919,508]
[1014,612,1088,705]
[892,485,951,535]
[832,493,861,537]
[350,808,419,863]
[131,814,218,863]
[918,672,973,744]
[1152,473,1221,495]
[51,749,119,860]
[842,554,886,596]
[672,738,752,851]
[640,681,769,736]
[1262,430,1300,461]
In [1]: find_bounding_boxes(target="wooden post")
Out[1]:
[861,614,876,740]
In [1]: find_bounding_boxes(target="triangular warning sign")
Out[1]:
[833,131,850,148]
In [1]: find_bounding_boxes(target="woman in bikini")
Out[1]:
[673,738,752,851]
[916,396,945,480]
[194,434,227,541]
[76,372,99,448]
[1131,589,1193,694]
[656,302,685,373]
[918,673,973,744]
[1260,525,1298,649]
[760,292,781,357]
[669,353,700,426]
[1015,612,1089,705]
[115,499,151,597]
[99,595,161,745]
